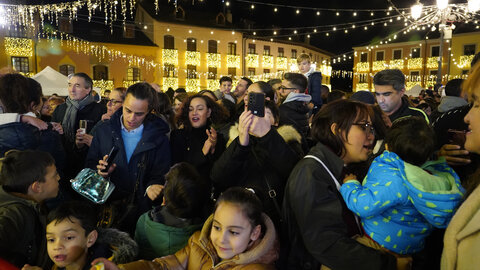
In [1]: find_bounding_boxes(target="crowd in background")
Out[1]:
[0,52,480,270]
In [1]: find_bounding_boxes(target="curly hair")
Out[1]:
[177,94,229,129]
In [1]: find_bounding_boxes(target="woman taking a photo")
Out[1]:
[282,99,398,270]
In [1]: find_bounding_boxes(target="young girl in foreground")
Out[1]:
[92,187,279,270]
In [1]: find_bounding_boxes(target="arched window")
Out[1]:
[216,13,225,25]
[187,38,196,51]
[93,65,108,80]
[164,35,175,49]
[208,40,217,53]
[175,6,185,20]
[59,64,75,76]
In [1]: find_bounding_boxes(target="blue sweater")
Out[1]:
[340,151,464,254]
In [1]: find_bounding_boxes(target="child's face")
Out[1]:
[47,217,96,269]
[37,164,60,201]
[210,202,261,260]
[298,60,311,74]
[220,81,233,94]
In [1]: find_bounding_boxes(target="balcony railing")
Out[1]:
[93,80,114,91]
[356,62,370,72]
[246,54,259,68]
[5,37,33,57]
[356,83,369,91]
[458,55,475,69]
[373,60,387,71]
[407,58,423,69]
[427,57,439,69]
[162,49,178,65]
[185,51,201,66]
[123,80,142,88]
[227,55,240,68]
[389,59,404,69]
[207,53,221,68]
[262,55,274,68]
[276,57,288,69]
[163,77,178,90]
[186,78,200,92]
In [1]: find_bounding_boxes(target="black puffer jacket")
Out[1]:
[211,126,301,228]
[281,143,397,270]
[0,122,66,171]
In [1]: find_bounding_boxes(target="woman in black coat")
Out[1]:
[170,94,228,182]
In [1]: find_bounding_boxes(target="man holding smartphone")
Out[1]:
[86,82,171,234]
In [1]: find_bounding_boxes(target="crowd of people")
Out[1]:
[0,52,480,270]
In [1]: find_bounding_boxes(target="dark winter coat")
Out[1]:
[211,125,302,227]
[0,122,66,172]
[279,99,310,153]
[85,109,171,220]
[0,187,50,269]
[281,143,397,270]
[307,71,323,114]
[389,97,429,124]
[170,126,226,182]
[52,101,106,179]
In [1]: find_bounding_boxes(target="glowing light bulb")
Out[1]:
[437,0,448,10]
[411,2,423,19]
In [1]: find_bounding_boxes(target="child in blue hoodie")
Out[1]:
[340,117,464,256]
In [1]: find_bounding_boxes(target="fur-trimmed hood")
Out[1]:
[197,213,279,266]
[227,123,302,147]
[95,228,138,264]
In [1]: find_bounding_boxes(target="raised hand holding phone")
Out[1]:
[97,146,118,177]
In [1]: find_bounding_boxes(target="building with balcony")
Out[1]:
[352,31,480,92]
[0,2,333,93]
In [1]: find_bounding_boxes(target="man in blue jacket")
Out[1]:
[86,83,171,234]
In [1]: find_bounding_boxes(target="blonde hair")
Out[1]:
[463,62,480,101]
[296,53,311,64]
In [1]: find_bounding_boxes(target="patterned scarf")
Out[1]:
[61,94,96,142]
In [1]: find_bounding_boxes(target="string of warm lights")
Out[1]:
[0,0,161,31]
[235,0,409,12]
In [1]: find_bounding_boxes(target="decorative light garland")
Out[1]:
[163,77,178,90]
[207,79,218,91]
[185,51,201,66]
[206,53,221,68]
[227,55,241,68]
[122,80,142,88]
[407,58,423,69]
[389,59,404,69]
[262,55,274,68]
[276,57,288,69]
[246,54,259,67]
[426,57,438,69]
[356,83,369,90]
[458,55,475,69]
[93,79,114,91]
[186,78,200,92]
[356,62,370,72]
[162,49,178,65]
[0,0,146,32]
[372,60,387,71]
[4,37,33,57]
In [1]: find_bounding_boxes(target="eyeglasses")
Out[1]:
[353,122,375,136]
[106,99,123,105]
[279,86,297,91]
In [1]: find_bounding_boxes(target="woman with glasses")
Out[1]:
[282,99,398,270]
[103,87,127,121]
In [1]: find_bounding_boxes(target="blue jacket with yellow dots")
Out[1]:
[340,151,465,254]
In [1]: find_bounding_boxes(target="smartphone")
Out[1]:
[102,146,118,173]
[447,129,467,149]
[247,92,265,117]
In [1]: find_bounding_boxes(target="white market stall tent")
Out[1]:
[406,84,423,97]
[32,66,68,96]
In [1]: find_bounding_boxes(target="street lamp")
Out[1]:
[410,0,480,85]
